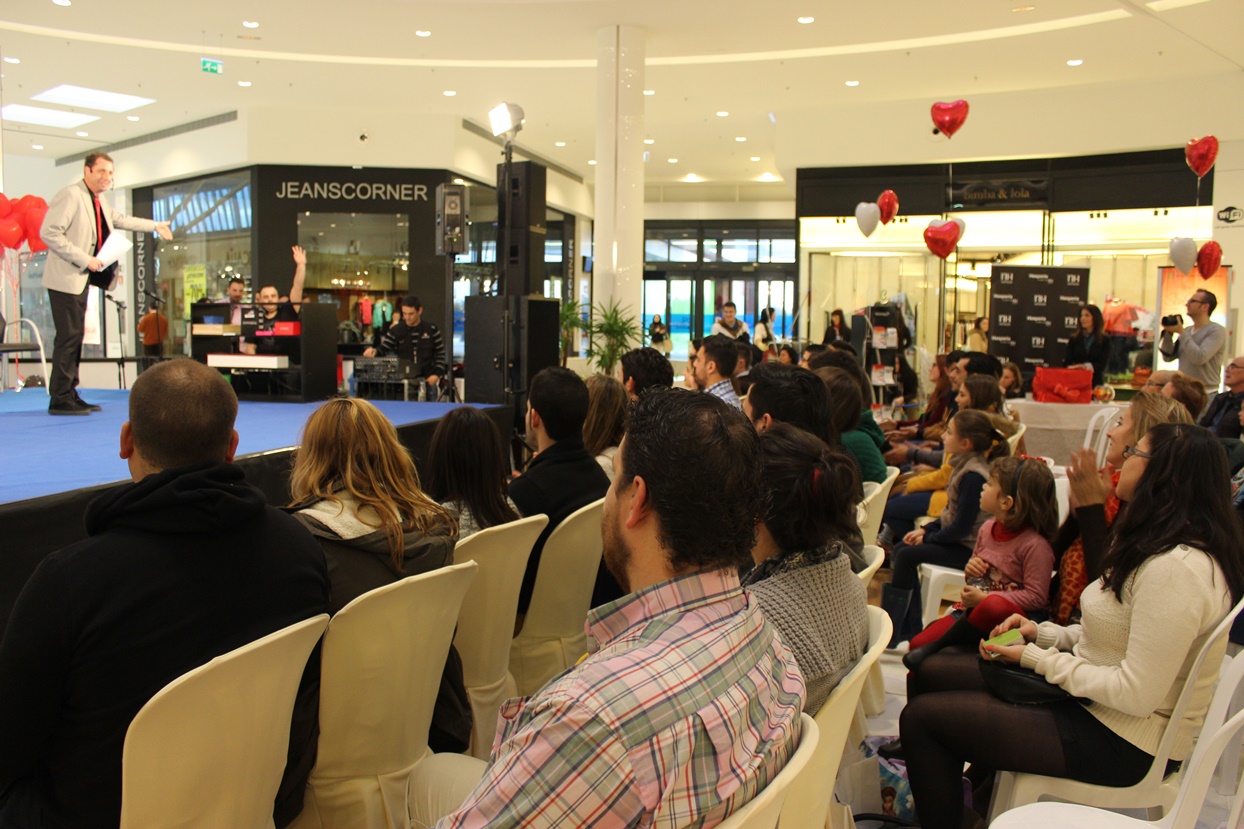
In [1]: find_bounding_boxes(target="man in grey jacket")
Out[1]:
[1160,289,1227,408]
[41,152,172,416]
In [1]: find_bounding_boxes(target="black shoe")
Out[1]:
[902,643,940,672]
[49,398,92,416]
[73,394,102,412]
[877,738,904,760]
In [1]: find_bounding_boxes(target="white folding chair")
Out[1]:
[715,713,820,829]
[858,466,900,547]
[856,546,887,718]
[783,607,891,829]
[120,614,330,829]
[1007,422,1027,455]
[918,562,966,628]
[293,563,477,829]
[509,498,605,697]
[989,597,1244,822]
[451,515,548,760]
[1083,405,1120,467]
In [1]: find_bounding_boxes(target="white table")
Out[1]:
[1007,399,1117,464]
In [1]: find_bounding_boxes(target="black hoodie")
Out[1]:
[0,462,329,829]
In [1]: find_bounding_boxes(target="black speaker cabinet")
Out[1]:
[495,161,547,296]
[464,295,560,405]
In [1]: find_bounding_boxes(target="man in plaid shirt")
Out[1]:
[428,388,806,828]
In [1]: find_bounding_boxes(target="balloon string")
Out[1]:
[1196,177,1201,209]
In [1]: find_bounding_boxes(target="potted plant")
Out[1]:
[586,298,641,376]
[559,300,586,367]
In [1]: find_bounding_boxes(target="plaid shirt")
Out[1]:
[703,378,742,410]
[438,568,805,828]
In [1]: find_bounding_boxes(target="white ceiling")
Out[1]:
[1,0,1242,191]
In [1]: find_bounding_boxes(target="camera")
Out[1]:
[1162,313,1183,327]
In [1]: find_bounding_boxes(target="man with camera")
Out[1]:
[1160,289,1227,407]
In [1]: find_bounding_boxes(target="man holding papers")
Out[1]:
[42,153,173,416]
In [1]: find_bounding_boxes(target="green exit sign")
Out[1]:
[201,57,223,75]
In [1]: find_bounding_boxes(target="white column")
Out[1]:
[593,26,645,315]
[1214,140,1244,354]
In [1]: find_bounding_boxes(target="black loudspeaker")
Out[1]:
[464,295,560,405]
[435,183,466,255]
[495,161,547,296]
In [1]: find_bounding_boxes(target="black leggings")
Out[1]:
[899,648,1155,829]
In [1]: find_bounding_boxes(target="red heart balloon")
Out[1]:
[0,216,24,249]
[1186,136,1218,179]
[0,193,11,220]
[931,100,969,138]
[878,190,900,225]
[23,208,48,252]
[1196,241,1223,279]
[13,194,42,215]
[924,220,962,260]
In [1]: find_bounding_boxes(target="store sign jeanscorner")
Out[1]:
[275,181,430,201]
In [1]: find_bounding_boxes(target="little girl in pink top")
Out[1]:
[903,456,1058,670]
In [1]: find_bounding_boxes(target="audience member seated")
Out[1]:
[684,337,703,390]
[1140,368,1175,394]
[0,359,330,829]
[1163,371,1208,419]
[1199,354,1244,439]
[899,374,1006,471]
[900,423,1244,829]
[695,334,742,409]
[433,389,805,828]
[882,354,952,440]
[509,367,614,612]
[817,367,888,484]
[800,342,828,368]
[288,397,469,754]
[744,423,869,712]
[1000,361,1025,399]
[733,339,762,397]
[584,374,628,481]
[881,410,1009,646]
[778,344,799,365]
[1048,393,1191,624]
[620,346,674,401]
[424,406,520,542]
[743,361,835,444]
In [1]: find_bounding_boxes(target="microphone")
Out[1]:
[143,289,166,305]
[105,294,127,310]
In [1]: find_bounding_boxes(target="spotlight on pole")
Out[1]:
[489,102,525,138]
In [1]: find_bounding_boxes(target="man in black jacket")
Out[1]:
[509,367,613,613]
[1199,354,1244,439]
[363,294,447,397]
[0,359,329,829]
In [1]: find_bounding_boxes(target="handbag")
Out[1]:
[979,659,1085,705]
[1032,366,1093,403]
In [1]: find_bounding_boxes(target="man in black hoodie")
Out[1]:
[0,358,329,829]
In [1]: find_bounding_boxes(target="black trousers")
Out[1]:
[48,285,90,403]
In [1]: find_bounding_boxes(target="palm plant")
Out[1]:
[586,298,641,376]
[559,300,587,367]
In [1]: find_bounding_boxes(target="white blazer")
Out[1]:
[41,180,157,295]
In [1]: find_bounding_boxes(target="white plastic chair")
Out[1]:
[119,614,330,829]
[918,562,966,627]
[1083,405,1120,467]
[1007,422,1027,455]
[989,597,1244,822]
[990,695,1244,829]
[856,544,884,588]
[509,498,606,697]
[782,607,892,829]
[293,562,478,829]
[856,545,887,718]
[715,713,820,829]
[858,466,900,547]
[451,514,548,760]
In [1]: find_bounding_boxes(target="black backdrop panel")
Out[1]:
[989,266,1089,383]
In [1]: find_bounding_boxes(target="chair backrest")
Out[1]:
[313,561,477,777]
[120,614,330,829]
[715,713,819,829]
[1083,405,1119,467]
[517,498,605,640]
[779,607,892,829]
[1170,695,1244,829]
[453,514,548,687]
[858,466,900,546]
[857,544,885,587]
[1006,422,1027,455]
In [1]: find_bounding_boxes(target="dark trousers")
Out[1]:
[48,285,90,403]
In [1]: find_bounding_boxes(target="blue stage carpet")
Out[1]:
[0,389,464,506]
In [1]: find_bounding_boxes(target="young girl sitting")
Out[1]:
[901,455,1058,670]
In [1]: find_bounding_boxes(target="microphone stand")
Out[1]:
[103,292,128,390]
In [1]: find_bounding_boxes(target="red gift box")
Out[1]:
[1032,366,1093,403]
[273,322,301,336]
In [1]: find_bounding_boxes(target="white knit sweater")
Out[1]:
[1020,545,1233,759]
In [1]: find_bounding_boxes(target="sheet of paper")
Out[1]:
[97,232,134,268]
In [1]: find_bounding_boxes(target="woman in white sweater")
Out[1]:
[899,423,1244,829]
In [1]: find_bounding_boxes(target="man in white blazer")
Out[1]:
[41,152,172,415]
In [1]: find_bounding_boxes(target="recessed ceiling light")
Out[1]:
[735,136,747,142]
[0,104,98,129]
[33,84,154,113]
[415,30,431,37]
[643,89,655,96]
[643,138,655,145]
[242,20,259,28]
[3,57,19,65]
[52,0,71,6]
[758,172,781,182]
[845,80,860,87]
[127,115,140,121]
[1013,4,1035,10]
[237,80,251,87]
[588,160,596,165]
[76,130,88,136]
[667,158,678,163]
[554,141,566,147]
[797,16,815,24]
[31,143,44,150]
[1066,59,1084,66]
[716,111,729,117]
[452,178,466,185]
[442,90,456,97]
[684,173,702,182]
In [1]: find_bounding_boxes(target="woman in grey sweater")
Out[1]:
[742,422,870,713]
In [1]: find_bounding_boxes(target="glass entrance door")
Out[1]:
[698,276,795,345]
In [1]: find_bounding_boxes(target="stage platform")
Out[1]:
[0,388,511,634]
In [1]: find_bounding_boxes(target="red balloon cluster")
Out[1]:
[0,192,50,254]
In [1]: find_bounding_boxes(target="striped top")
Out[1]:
[704,378,742,410]
[439,568,806,828]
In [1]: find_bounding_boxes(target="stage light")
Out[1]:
[489,102,525,137]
